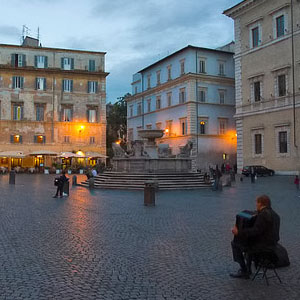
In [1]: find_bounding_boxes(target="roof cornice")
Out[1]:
[223,0,265,19]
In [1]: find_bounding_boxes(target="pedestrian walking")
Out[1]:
[53,170,68,198]
[294,175,299,190]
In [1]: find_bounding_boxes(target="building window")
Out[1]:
[254,134,262,154]
[88,81,98,93]
[64,136,70,143]
[156,71,161,85]
[197,88,206,103]
[137,102,142,115]
[251,26,260,48]
[63,79,73,92]
[156,96,161,110]
[180,118,187,135]
[34,135,45,144]
[12,104,24,120]
[89,59,96,71]
[199,60,206,73]
[129,105,133,117]
[254,81,261,101]
[147,99,151,113]
[61,57,74,70]
[276,15,285,38]
[179,88,186,104]
[36,77,46,91]
[90,136,95,144]
[279,131,287,153]
[11,54,26,67]
[10,134,22,144]
[62,107,72,122]
[134,86,138,94]
[219,90,225,104]
[167,65,172,80]
[278,75,286,97]
[199,120,206,134]
[147,75,151,89]
[180,59,185,75]
[219,119,227,135]
[167,92,172,107]
[219,62,225,76]
[35,55,48,68]
[12,76,24,89]
[165,120,173,136]
[87,108,97,123]
[36,104,44,121]
[156,122,162,130]
[146,124,152,129]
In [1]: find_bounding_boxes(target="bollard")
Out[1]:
[63,180,70,196]
[144,181,155,206]
[89,177,95,189]
[72,175,77,186]
[9,170,16,185]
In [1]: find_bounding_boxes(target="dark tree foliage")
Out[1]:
[106,93,130,158]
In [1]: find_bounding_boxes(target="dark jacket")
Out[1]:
[238,207,280,250]
[59,174,68,187]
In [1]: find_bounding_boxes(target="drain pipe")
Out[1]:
[291,0,297,148]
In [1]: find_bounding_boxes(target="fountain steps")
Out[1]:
[79,172,212,190]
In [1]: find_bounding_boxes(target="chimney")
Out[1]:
[22,36,39,47]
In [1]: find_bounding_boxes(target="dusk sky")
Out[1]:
[0,0,240,103]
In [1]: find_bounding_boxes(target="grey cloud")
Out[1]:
[0,26,20,37]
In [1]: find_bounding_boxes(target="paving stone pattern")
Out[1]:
[0,174,299,300]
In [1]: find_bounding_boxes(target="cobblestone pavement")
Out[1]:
[0,174,299,300]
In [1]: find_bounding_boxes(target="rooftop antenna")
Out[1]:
[21,25,30,44]
[37,27,40,41]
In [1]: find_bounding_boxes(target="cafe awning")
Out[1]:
[28,150,59,156]
[0,151,26,158]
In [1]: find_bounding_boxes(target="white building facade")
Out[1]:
[127,45,237,170]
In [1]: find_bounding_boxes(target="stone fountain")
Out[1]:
[112,129,193,173]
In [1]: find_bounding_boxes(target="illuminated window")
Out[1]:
[87,108,97,123]
[34,135,46,143]
[12,104,24,120]
[61,107,72,122]
[10,135,22,143]
[165,120,173,136]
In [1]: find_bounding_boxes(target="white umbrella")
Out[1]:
[28,150,58,156]
[58,152,86,158]
[85,151,108,158]
[0,151,26,158]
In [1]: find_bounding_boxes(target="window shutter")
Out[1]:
[71,58,74,70]
[95,82,98,93]
[34,56,38,68]
[70,80,73,92]
[10,135,14,143]
[20,77,24,89]
[21,106,24,120]
[22,55,26,67]
[11,54,15,67]
[62,80,65,92]
[12,76,16,89]
[35,78,38,90]
[87,81,90,93]
[70,108,73,121]
[87,109,89,122]
[43,136,46,144]
[61,58,64,69]
[44,56,48,68]
[44,78,47,91]
[34,135,37,143]
[89,60,92,71]
[19,135,23,143]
